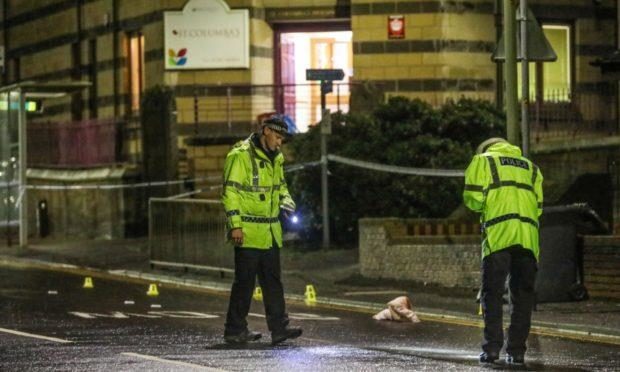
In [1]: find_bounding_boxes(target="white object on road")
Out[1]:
[372,296,420,323]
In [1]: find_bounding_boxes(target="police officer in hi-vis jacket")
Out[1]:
[463,138,543,367]
[221,114,302,346]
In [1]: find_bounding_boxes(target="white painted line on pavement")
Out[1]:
[121,352,227,371]
[0,327,73,343]
[248,312,340,321]
[343,290,406,296]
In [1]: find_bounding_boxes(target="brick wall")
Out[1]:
[351,0,496,106]
[583,236,620,299]
[360,218,620,299]
[359,218,481,289]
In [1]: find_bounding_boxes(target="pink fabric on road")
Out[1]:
[372,296,420,323]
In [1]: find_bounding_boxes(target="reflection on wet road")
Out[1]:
[0,267,618,371]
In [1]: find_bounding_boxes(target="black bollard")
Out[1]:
[37,199,50,237]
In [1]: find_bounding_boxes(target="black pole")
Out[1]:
[320,81,329,248]
[112,0,119,117]
[2,0,8,85]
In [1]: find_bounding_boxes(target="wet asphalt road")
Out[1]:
[0,267,619,371]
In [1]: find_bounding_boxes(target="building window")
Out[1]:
[71,42,83,120]
[127,33,144,113]
[88,38,98,118]
[518,24,571,101]
[541,25,571,97]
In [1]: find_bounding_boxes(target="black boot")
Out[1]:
[479,352,499,366]
[505,354,525,366]
[271,327,302,345]
[224,329,262,344]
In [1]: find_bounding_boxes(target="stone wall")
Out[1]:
[583,235,620,299]
[360,217,620,300]
[26,166,144,239]
[359,218,481,289]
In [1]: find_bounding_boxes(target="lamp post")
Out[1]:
[520,0,530,156]
[504,0,519,146]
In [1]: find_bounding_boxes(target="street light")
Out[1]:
[492,1,556,154]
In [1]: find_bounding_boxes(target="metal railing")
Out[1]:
[23,84,617,169]
[148,197,233,273]
[178,82,352,135]
[529,87,618,142]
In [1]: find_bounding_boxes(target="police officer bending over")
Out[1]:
[463,138,543,366]
[221,114,302,345]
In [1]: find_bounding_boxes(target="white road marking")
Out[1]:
[121,352,227,371]
[68,310,336,321]
[68,311,220,319]
[248,312,340,321]
[69,311,130,319]
[0,327,72,343]
[343,290,405,296]
[147,311,218,319]
[123,312,161,318]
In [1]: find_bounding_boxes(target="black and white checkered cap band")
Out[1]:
[264,123,288,134]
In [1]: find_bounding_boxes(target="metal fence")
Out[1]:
[148,197,233,273]
[179,82,617,142]
[178,82,352,134]
[530,87,618,142]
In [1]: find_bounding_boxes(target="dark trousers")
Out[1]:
[225,246,289,335]
[481,247,537,356]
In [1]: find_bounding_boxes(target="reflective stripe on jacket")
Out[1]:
[221,133,295,249]
[463,142,543,260]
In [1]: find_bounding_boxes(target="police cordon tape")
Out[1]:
[284,155,465,177]
[326,154,465,178]
[18,161,319,193]
[23,175,221,190]
[19,155,464,194]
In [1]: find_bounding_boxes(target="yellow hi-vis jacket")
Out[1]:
[221,133,296,249]
[463,142,543,260]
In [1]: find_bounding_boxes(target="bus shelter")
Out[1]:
[0,81,90,247]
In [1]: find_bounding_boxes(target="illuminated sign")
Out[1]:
[164,0,249,69]
[0,100,42,112]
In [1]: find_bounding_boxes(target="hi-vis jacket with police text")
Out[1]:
[221,133,296,249]
[463,142,543,260]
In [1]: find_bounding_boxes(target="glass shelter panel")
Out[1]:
[0,92,20,239]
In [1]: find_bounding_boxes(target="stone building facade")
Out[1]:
[1,0,619,236]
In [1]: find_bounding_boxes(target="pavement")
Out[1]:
[1,237,620,347]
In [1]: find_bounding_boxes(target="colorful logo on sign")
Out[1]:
[168,48,187,66]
